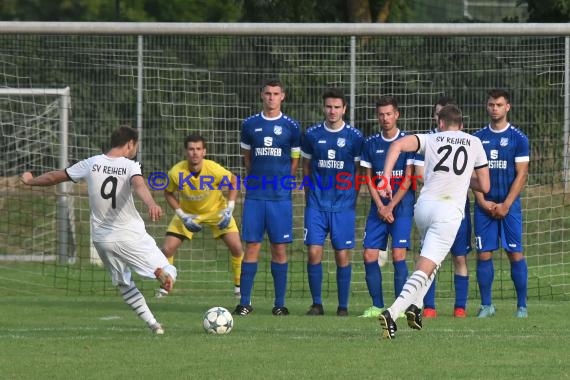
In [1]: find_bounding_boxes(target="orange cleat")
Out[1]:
[454,307,467,318]
[422,307,437,318]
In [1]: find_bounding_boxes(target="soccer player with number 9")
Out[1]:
[21,126,177,335]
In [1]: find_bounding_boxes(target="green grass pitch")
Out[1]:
[1,263,569,380]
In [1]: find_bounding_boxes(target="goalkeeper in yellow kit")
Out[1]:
[160,134,243,297]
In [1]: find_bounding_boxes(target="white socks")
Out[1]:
[119,281,157,327]
[388,270,429,319]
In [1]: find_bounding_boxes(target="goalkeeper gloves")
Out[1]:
[176,208,202,233]
[217,200,235,229]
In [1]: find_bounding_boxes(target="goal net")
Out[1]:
[0,87,77,264]
[0,32,568,301]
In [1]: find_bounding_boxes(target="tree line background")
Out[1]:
[0,0,569,23]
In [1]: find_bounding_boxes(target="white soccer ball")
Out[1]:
[202,306,233,335]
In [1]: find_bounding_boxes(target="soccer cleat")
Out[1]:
[233,304,253,316]
[422,307,437,318]
[155,288,169,298]
[272,306,290,316]
[154,268,174,293]
[405,305,423,330]
[234,286,241,299]
[454,307,467,318]
[379,310,397,340]
[515,306,528,318]
[306,303,325,316]
[476,304,496,318]
[150,322,164,335]
[359,306,384,318]
[336,307,349,317]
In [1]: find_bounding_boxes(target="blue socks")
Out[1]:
[476,258,494,305]
[454,274,469,309]
[423,281,436,309]
[337,264,352,309]
[239,262,258,306]
[271,261,288,308]
[364,261,384,308]
[510,259,528,308]
[393,259,408,298]
[307,262,323,305]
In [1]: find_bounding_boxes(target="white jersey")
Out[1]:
[416,131,488,213]
[66,154,146,242]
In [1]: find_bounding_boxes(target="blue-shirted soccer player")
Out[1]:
[473,89,530,318]
[417,96,472,318]
[301,88,364,316]
[359,96,415,318]
[234,79,301,317]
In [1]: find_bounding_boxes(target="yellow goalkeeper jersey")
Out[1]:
[166,159,232,215]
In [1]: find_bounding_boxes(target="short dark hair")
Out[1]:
[261,78,284,91]
[110,126,138,148]
[487,88,510,103]
[322,88,346,106]
[432,96,457,118]
[184,134,206,149]
[376,95,398,110]
[437,104,463,127]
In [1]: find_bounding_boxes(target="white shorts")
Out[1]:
[414,200,463,265]
[93,233,176,286]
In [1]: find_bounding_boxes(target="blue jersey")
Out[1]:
[240,112,301,200]
[361,130,415,217]
[473,123,529,203]
[301,122,364,212]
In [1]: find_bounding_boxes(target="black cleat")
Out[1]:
[336,307,349,317]
[405,304,423,330]
[306,303,325,316]
[379,310,397,340]
[233,304,253,316]
[272,306,290,316]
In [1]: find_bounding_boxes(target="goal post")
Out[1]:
[0,87,76,264]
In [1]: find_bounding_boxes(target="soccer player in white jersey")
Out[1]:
[377,105,489,339]
[160,134,243,298]
[473,89,530,318]
[359,96,415,318]
[301,88,364,316]
[236,79,301,316]
[20,126,177,335]
[416,96,473,318]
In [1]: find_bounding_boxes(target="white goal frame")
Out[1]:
[0,87,75,264]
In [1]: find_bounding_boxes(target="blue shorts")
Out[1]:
[450,202,472,256]
[241,198,293,244]
[362,209,412,250]
[474,202,523,253]
[304,207,355,250]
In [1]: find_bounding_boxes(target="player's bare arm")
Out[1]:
[494,161,529,218]
[380,163,414,223]
[131,175,162,222]
[380,135,419,199]
[473,189,498,218]
[164,189,181,211]
[302,156,312,199]
[365,167,388,221]
[227,173,239,203]
[290,156,300,177]
[242,148,252,174]
[20,170,69,186]
[471,165,490,194]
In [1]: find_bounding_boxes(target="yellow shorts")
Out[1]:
[166,210,239,240]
